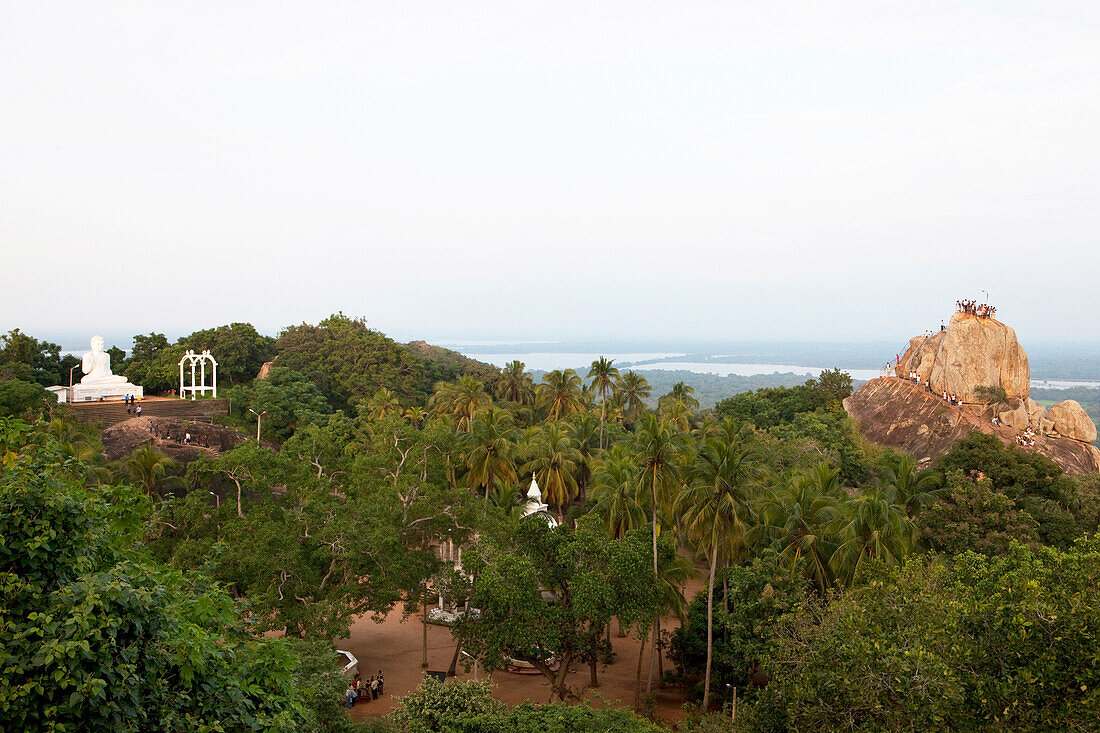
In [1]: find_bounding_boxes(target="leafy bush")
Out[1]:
[972,384,1009,404]
[749,539,1100,731]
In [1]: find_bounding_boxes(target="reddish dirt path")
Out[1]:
[339,576,705,726]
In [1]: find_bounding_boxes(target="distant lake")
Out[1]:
[460,352,883,380]
[460,353,686,372]
[458,351,1100,390]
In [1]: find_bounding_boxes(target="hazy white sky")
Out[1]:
[2,2,1098,346]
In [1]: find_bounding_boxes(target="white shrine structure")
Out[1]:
[47,335,143,403]
[179,349,218,400]
[521,474,559,528]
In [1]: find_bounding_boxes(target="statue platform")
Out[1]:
[48,383,143,404]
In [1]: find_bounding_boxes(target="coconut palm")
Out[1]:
[536,369,584,420]
[759,464,841,594]
[659,398,693,433]
[402,405,428,428]
[882,455,944,517]
[616,371,651,422]
[569,411,601,502]
[521,421,583,510]
[631,413,686,695]
[496,360,535,406]
[429,375,491,431]
[123,444,182,497]
[830,488,915,586]
[659,381,699,412]
[586,357,620,448]
[365,387,401,421]
[589,444,646,540]
[675,435,763,711]
[460,408,519,516]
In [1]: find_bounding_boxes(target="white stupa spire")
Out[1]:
[526,473,542,502]
[521,472,558,528]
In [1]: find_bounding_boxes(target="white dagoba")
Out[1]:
[521,473,558,528]
[51,335,143,403]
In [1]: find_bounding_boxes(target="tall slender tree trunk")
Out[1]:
[657,617,664,679]
[703,542,718,711]
[634,632,647,709]
[589,655,599,688]
[647,472,658,696]
[599,397,606,450]
[421,590,429,668]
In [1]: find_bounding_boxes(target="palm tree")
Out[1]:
[882,455,944,517]
[429,375,491,431]
[365,387,401,421]
[402,405,428,428]
[659,381,699,411]
[631,413,685,696]
[521,421,582,510]
[496,360,535,406]
[617,371,651,422]
[124,444,182,497]
[536,369,584,421]
[659,398,693,433]
[460,409,519,515]
[830,488,914,586]
[586,357,620,449]
[759,464,840,594]
[569,411,601,502]
[676,435,762,711]
[589,444,646,540]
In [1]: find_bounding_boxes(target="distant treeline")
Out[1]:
[531,368,838,410]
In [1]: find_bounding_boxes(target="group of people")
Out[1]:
[153,425,200,447]
[124,394,142,417]
[956,299,997,319]
[345,670,384,709]
[940,390,961,406]
[1015,427,1038,447]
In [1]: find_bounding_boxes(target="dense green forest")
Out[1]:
[3,318,1100,731]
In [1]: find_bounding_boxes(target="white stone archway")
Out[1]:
[179,350,218,400]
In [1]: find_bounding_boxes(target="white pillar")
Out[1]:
[191,360,196,400]
[179,359,185,399]
[200,358,206,398]
[212,360,217,398]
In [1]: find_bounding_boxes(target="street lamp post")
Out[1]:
[248,408,267,442]
[209,491,220,509]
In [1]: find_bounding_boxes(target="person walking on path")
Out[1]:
[370,676,379,700]
[377,670,384,696]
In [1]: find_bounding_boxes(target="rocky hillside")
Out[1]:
[101,416,256,462]
[845,378,1100,474]
[848,309,1099,474]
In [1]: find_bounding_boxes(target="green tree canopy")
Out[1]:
[455,515,658,701]
[752,538,1100,732]
[0,420,314,731]
[276,313,426,412]
[228,366,333,440]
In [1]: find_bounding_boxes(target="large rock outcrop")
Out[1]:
[1047,400,1098,444]
[896,312,1029,403]
[101,416,256,462]
[852,309,1098,474]
[844,378,1100,474]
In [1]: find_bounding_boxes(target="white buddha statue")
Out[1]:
[80,335,128,385]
